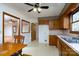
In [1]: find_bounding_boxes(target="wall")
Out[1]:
[0,16,2,43]
[0,3,38,44]
[20,19,31,44]
[63,30,79,37]
[5,24,12,36]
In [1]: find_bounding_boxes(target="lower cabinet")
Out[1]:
[58,39,79,56]
[49,35,79,56]
[49,35,57,46]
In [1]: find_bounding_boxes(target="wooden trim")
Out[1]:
[2,12,4,44]
[70,31,79,34]
[63,3,78,16]
[2,12,20,43]
[71,7,79,16]
[59,3,70,16]
[21,20,30,33]
[69,7,79,33]
[3,12,20,19]
[72,21,79,23]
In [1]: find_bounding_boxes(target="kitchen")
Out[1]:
[0,3,79,56]
[38,3,79,56]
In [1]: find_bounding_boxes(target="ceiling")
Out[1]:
[3,3,66,18]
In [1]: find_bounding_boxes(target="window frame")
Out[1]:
[70,7,79,34]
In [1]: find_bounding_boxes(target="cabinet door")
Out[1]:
[49,20,60,30]
[54,20,59,29]
[66,46,79,56]
[38,19,49,25]
[59,39,79,56]
[49,35,57,46]
[49,20,54,30]
[49,36,53,45]
[57,38,62,56]
[59,17,63,29]
[59,15,69,29]
[63,15,69,29]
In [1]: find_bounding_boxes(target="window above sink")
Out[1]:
[70,7,79,33]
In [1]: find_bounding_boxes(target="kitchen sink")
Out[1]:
[61,36,79,43]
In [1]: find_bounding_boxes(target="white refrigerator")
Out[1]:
[38,25,49,44]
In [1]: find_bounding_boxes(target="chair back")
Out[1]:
[14,35,25,44]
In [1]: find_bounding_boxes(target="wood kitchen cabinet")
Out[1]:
[58,38,79,56]
[49,19,59,30]
[59,40,69,56]
[38,15,69,30]
[66,45,78,56]
[54,20,60,29]
[59,15,69,29]
[49,15,69,30]
[38,19,49,25]
[49,35,58,46]
[49,20,54,30]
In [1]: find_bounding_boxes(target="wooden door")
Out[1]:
[31,23,36,41]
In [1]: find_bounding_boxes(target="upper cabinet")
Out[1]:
[49,19,60,30]
[59,15,69,29]
[59,3,78,30]
[49,15,69,30]
[49,20,54,30]
[38,19,49,25]
[38,17,69,30]
[38,4,78,30]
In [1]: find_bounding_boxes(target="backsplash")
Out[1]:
[49,29,79,37]
[49,30,63,35]
[63,30,79,37]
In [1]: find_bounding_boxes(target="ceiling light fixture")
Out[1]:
[33,8,37,12]
[25,3,49,13]
[38,8,42,11]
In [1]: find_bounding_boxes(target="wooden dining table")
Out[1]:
[0,42,26,56]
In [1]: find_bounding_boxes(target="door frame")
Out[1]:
[2,12,20,43]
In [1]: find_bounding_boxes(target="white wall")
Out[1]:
[0,3,38,44]
[0,16,2,43]
[63,30,79,37]
[5,24,12,36]
[20,19,31,44]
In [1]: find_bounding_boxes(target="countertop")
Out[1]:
[57,35,79,54]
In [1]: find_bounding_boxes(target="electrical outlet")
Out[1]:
[45,40,47,42]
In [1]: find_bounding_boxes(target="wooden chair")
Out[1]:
[14,35,32,56]
[14,35,24,56]
[14,35,24,44]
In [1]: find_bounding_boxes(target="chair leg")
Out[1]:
[18,50,23,56]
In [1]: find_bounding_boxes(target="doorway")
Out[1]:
[3,12,20,43]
